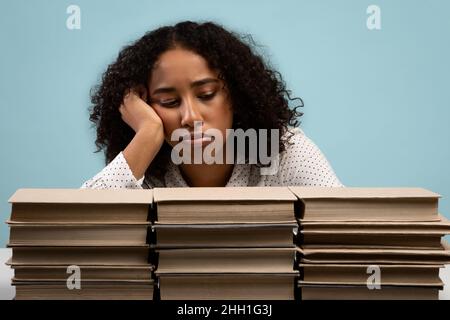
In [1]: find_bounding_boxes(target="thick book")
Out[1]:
[298,263,443,286]
[297,215,450,249]
[7,223,150,246]
[299,214,450,230]
[296,240,450,264]
[12,279,153,284]
[289,187,440,221]
[299,232,446,249]
[156,248,296,274]
[8,246,151,266]
[154,223,297,248]
[11,265,154,281]
[153,187,297,224]
[14,281,154,300]
[8,188,153,223]
[159,274,297,300]
[298,284,441,300]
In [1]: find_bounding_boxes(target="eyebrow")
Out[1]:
[151,78,220,95]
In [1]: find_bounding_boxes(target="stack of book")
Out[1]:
[6,188,155,300]
[152,187,299,300]
[290,187,450,300]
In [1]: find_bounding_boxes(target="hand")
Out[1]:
[119,86,164,135]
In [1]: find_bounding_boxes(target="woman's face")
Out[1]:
[147,47,233,150]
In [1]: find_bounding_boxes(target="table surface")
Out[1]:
[0,248,449,300]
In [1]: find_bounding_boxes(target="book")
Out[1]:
[153,187,297,224]
[160,274,296,300]
[299,284,441,300]
[14,282,154,300]
[7,223,150,246]
[11,265,154,281]
[289,187,440,221]
[296,240,450,264]
[299,232,445,249]
[299,264,443,286]
[299,215,450,248]
[154,223,296,248]
[7,246,151,266]
[8,188,152,223]
[299,214,450,230]
[156,247,296,274]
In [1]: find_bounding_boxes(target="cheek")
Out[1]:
[225,105,233,126]
[206,95,233,126]
[217,102,233,128]
[152,107,180,138]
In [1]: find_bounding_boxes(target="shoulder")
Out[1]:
[281,127,318,160]
[276,127,344,187]
[256,127,317,185]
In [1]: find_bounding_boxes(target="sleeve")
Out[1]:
[80,151,145,189]
[279,128,344,187]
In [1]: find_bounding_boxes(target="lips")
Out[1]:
[182,132,213,141]
[179,132,214,146]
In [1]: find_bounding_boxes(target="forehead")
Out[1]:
[149,48,217,87]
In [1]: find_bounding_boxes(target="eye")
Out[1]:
[159,99,180,108]
[198,92,216,101]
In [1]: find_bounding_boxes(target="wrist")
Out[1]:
[138,123,164,142]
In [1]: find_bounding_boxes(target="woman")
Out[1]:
[81,21,343,189]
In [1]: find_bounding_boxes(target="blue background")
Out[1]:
[1,0,449,246]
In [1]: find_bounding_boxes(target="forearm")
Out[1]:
[123,125,164,181]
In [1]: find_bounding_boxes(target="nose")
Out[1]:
[180,95,203,128]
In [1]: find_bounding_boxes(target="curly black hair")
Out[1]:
[89,20,303,183]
